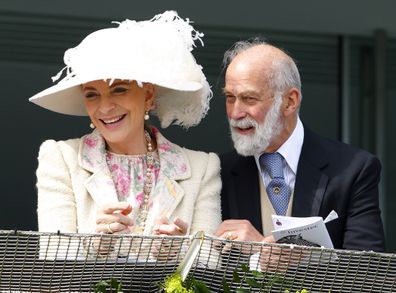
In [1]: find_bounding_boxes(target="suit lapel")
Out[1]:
[293,128,329,217]
[143,128,190,233]
[79,130,119,205]
[231,156,263,233]
[84,167,119,204]
[144,175,185,233]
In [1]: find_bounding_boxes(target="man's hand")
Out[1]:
[215,219,273,242]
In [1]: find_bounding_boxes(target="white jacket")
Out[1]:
[36,129,222,236]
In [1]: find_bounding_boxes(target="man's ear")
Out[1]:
[283,88,301,116]
[144,83,155,110]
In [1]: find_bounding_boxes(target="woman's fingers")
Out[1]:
[99,221,132,234]
[95,202,133,234]
[153,217,188,235]
[120,204,133,215]
[96,213,133,226]
[173,217,188,234]
[155,216,170,225]
[99,202,132,215]
[95,221,132,234]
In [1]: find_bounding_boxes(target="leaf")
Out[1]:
[94,281,109,293]
[233,268,242,283]
[250,270,265,279]
[236,288,251,293]
[192,280,211,293]
[245,277,261,288]
[93,278,124,293]
[267,274,284,287]
[109,278,121,290]
[184,276,194,288]
[240,263,250,273]
[222,278,231,293]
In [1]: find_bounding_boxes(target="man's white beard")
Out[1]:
[229,96,283,156]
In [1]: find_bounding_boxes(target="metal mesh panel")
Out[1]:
[0,230,394,292]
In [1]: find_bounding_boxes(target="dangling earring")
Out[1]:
[90,122,95,129]
[144,111,150,121]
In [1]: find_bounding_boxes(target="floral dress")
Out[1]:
[80,127,191,235]
[106,151,161,233]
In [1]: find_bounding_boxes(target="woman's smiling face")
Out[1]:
[82,79,154,154]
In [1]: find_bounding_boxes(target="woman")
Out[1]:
[29,11,221,243]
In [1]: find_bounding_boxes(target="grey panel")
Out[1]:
[0,12,338,85]
[387,39,396,89]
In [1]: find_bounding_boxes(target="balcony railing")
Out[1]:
[0,230,394,292]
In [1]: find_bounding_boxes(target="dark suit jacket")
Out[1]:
[220,127,385,252]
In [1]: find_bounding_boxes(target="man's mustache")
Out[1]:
[229,118,257,129]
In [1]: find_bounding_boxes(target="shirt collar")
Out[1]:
[254,117,304,174]
[277,117,304,174]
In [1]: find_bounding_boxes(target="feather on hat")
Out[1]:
[29,11,211,128]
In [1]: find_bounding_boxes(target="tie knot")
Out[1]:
[259,152,284,179]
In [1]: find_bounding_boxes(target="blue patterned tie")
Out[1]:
[259,152,291,216]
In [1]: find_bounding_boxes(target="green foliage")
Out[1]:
[94,277,122,293]
[226,263,309,293]
[161,263,309,293]
[162,273,193,293]
[162,272,210,293]
[222,278,232,293]
[93,265,310,293]
[230,263,285,291]
[189,278,212,293]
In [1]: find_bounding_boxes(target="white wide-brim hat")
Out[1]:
[29,11,212,128]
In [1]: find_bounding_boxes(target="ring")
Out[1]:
[107,223,114,234]
[226,231,234,240]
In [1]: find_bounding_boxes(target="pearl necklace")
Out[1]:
[136,130,155,232]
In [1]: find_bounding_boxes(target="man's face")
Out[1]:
[224,54,283,156]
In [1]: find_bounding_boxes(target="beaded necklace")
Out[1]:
[136,130,155,232]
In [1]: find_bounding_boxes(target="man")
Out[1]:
[215,39,385,252]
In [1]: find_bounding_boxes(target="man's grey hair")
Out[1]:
[222,37,302,97]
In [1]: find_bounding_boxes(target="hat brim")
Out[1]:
[29,76,203,116]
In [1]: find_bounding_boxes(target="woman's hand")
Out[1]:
[95,202,133,234]
[153,216,188,236]
[151,217,188,261]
